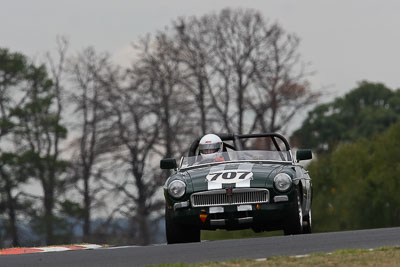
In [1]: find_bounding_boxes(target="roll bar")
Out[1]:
[188,133,291,157]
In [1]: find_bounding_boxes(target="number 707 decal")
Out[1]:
[206,170,253,183]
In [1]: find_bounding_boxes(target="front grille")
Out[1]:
[190,188,269,207]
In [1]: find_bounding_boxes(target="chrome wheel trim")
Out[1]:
[297,193,303,229]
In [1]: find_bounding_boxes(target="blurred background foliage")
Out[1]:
[293,81,400,233]
[309,120,400,232]
[291,81,400,154]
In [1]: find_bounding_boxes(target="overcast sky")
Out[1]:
[1,0,400,100]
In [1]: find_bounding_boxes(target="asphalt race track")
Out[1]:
[1,227,400,267]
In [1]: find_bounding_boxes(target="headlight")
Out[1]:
[274,173,292,192]
[168,180,186,198]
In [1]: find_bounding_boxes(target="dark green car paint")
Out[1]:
[163,160,310,231]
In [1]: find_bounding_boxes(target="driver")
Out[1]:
[199,134,224,162]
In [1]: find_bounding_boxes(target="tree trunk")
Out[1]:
[44,188,55,245]
[83,175,91,241]
[198,78,207,135]
[133,167,150,245]
[136,200,149,245]
[5,179,19,247]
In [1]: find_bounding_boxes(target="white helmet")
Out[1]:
[199,134,223,160]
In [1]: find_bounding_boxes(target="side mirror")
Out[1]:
[160,158,177,170]
[296,149,312,162]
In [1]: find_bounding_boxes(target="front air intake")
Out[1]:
[190,188,269,207]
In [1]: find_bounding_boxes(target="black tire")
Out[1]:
[302,209,312,234]
[165,207,200,244]
[283,188,303,235]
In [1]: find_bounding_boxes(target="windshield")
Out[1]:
[180,150,292,169]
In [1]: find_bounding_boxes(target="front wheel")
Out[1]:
[165,207,200,244]
[302,209,312,234]
[283,189,303,235]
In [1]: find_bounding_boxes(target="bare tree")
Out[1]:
[98,68,164,245]
[173,17,216,135]
[67,47,116,242]
[249,24,319,134]
[167,8,318,136]
[133,33,196,158]
[209,9,266,134]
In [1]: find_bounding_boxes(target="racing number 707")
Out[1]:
[209,171,251,181]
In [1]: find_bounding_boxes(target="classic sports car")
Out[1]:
[161,133,312,244]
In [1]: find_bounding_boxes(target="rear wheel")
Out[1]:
[165,207,200,244]
[283,189,303,235]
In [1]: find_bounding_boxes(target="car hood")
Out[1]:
[183,162,292,192]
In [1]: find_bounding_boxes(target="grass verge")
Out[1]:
[147,246,400,267]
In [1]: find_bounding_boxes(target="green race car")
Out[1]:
[161,133,312,244]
